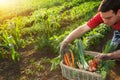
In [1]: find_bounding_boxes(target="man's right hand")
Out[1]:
[60,42,69,60]
[95,53,111,61]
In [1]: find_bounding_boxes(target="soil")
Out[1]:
[0,30,120,80]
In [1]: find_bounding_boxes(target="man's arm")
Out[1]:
[62,24,91,44]
[62,13,103,45]
[96,50,120,60]
[60,24,91,59]
[109,50,120,59]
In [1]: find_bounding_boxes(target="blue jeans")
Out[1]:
[111,30,120,49]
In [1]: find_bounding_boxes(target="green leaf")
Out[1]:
[101,70,107,79]
[50,55,61,71]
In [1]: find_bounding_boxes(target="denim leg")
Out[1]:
[111,30,120,49]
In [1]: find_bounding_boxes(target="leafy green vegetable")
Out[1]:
[77,39,89,70]
[102,40,118,53]
[99,40,118,79]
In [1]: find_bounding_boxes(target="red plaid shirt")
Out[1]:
[87,13,120,30]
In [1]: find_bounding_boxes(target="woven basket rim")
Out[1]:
[60,61,102,77]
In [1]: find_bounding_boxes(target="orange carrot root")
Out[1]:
[71,52,74,67]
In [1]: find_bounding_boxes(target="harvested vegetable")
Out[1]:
[71,52,75,67]
[64,53,70,66]
[64,51,75,67]
[77,61,83,69]
[77,40,89,70]
[88,58,98,72]
[99,40,118,78]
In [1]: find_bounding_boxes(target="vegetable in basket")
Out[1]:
[96,40,118,78]
[77,39,89,70]
[88,58,98,72]
[63,50,75,67]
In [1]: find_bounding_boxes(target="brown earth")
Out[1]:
[0,46,67,80]
[0,30,120,80]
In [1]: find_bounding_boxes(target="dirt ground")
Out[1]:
[0,46,67,80]
[0,30,120,80]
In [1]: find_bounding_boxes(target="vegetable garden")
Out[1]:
[0,0,120,80]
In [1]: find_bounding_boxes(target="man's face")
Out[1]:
[100,10,120,26]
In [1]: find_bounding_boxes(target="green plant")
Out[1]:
[50,55,61,71]
[0,30,20,61]
[77,39,89,70]
[8,22,25,48]
[98,40,118,79]
[83,24,111,49]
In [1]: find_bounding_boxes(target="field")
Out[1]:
[0,0,120,80]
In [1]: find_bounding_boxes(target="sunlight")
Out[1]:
[0,0,10,6]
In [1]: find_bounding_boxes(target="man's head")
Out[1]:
[98,0,120,26]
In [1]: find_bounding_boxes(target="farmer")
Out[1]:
[60,0,120,61]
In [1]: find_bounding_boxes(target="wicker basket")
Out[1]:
[60,51,105,80]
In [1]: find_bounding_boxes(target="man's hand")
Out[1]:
[95,54,111,61]
[60,42,69,60]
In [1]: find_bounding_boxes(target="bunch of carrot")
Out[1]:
[64,51,75,67]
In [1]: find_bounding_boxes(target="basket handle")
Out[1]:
[84,51,100,56]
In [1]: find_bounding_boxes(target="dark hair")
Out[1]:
[98,0,120,14]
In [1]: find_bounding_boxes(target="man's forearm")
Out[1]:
[109,50,120,59]
[63,24,91,44]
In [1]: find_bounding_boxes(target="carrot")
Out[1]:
[64,54,69,66]
[71,52,74,67]
[65,53,71,66]
[64,53,70,66]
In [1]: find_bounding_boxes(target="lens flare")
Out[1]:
[0,0,10,6]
